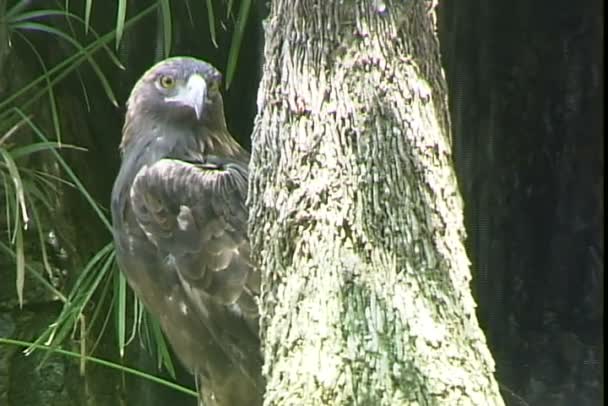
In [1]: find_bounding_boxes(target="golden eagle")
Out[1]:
[111,57,261,406]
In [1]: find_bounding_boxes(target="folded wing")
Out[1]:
[129,157,260,362]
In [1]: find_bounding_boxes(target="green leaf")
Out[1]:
[28,203,53,281]
[0,240,66,301]
[148,314,176,378]
[0,4,152,116]
[13,110,111,231]
[0,147,29,232]
[225,0,252,88]
[30,242,115,358]
[0,147,31,307]
[5,0,30,19]
[13,32,63,143]
[206,0,218,48]
[1,175,13,244]
[85,0,93,33]
[158,0,172,57]
[14,216,25,307]
[13,22,118,106]
[116,0,127,49]
[226,0,235,18]
[6,9,124,70]
[115,271,127,357]
[10,141,84,160]
[0,337,197,397]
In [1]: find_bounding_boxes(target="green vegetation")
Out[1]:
[0,0,253,399]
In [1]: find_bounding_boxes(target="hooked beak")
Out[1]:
[164,74,207,119]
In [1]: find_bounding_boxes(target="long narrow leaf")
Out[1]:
[183,0,195,26]
[13,22,118,106]
[0,3,156,116]
[28,168,75,189]
[225,0,252,88]
[7,8,124,69]
[148,314,176,378]
[14,32,63,143]
[205,0,218,48]
[0,338,197,397]
[85,0,93,32]
[0,116,29,146]
[27,198,53,278]
[226,0,235,18]
[10,141,85,160]
[17,178,53,211]
[29,242,115,351]
[88,273,116,355]
[14,216,25,307]
[126,293,142,347]
[13,110,111,231]
[2,175,13,240]
[115,271,127,357]
[3,177,25,303]
[0,240,66,301]
[0,148,29,229]
[5,0,30,19]
[158,0,172,58]
[115,0,127,49]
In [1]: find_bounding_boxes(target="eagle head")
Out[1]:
[126,57,223,125]
[120,57,237,155]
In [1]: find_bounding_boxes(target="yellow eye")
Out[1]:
[209,79,220,92]
[159,75,175,89]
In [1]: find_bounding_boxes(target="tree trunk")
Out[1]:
[250,1,504,405]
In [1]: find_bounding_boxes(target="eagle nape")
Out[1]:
[111,57,262,406]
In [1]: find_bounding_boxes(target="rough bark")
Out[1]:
[250,1,503,405]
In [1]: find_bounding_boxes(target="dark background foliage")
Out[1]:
[0,0,602,405]
[439,1,603,404]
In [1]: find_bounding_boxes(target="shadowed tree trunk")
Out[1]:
[249,1,504,404]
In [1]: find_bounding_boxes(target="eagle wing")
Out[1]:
[112,57,262,405]
[130,156,259,320]
[127,156,262,401]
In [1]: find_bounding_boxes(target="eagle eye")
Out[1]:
[208,79,221,94]
[158,75,176,89]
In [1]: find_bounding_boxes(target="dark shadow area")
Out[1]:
[438,1,603,404]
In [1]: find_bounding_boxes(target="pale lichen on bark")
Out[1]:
[250,1,504,405]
